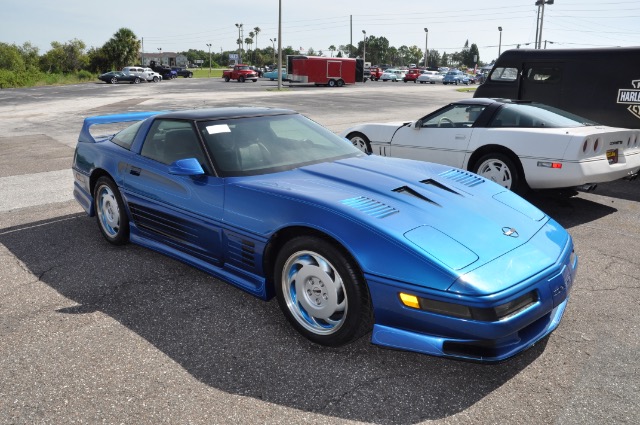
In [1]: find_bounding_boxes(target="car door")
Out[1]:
[122,118,225,266]
[389,104,485,167]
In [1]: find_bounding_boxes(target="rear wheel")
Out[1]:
[274,236,373,346]
[336,79,344,87]
[239,76,245,83]
[472,153,527,194]
[110,77,117,84]
[328,79,336,87]
[133,77,140,84]
[94,177,129,245]
[224,76,230,82]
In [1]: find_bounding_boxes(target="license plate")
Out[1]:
[607,149,619,164]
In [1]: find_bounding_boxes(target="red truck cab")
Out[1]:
[222,64,258,82]
[369,67,383,81]
[403,68,421,83]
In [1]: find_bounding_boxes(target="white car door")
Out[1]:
[389,104,485,167]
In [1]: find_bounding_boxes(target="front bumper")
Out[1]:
[365,236,577,362]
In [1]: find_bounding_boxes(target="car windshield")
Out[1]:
[490,103,599,128]
[197,113,363,176]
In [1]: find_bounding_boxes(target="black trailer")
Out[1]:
[474,47,640,129]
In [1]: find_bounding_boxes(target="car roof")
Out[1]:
[154,107,298,121]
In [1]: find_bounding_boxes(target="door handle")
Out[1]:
[455,134,466,140]
[130,167,141,176]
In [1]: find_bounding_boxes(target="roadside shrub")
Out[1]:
[77,70,93,81]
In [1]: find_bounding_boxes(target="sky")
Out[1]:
[2,0,639,64]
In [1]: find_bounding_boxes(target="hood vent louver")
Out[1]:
[341,196,398,218]
[420,179,461,195]
[392,186,440,206]
[439,169,485,187]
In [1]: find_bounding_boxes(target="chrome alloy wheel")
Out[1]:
[96,185,121,237]
[281,250,348,336]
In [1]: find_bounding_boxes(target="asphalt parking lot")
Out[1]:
[0,77,638,424]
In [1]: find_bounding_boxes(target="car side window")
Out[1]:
[526,67,561,84]
[423,105,486,128]
[141,119,211,173]
[112,120,143,150]
[489,67,519,82]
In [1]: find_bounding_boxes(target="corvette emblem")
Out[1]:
[502,227,519,238]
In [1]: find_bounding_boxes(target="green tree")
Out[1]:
[0,42,25,71]
[102,28,141,70]
[40,39,87,73]
[328,45,336,57]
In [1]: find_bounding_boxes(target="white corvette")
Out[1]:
[341,98,640,193]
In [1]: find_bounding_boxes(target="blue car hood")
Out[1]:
[231,155,559,294]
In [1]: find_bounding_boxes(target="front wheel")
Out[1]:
[110,77,117,84]
[239,76,245,83]
[348,132,372,154]
[94,177,129,245]
[472,153,527,194]
[224,76,230,82]
[274,236,373,346]
[328,79,336,87]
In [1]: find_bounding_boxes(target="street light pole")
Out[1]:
[270,38,276,66]
[535,0,554,49]
[498,27,503,56]
[424,28,428,68]
[157,47,162,65]
[362,30,366,64]
[277,0,282,90]
[206,43,211,77]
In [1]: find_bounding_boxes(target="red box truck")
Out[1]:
[286,56,365,87]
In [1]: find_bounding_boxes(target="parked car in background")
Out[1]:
[223,64,259,82]
[263,68,287,81]
[417,70,444,84]
[342,98,640,194]
[171,67,193,78]
[121,66,160,83]
[443,70,470,85]
[369,67,383,81]
[403,68,422,83]
[98,71,142,84]
[72,106,577,362]
[380,69,405,82]
[149,61,177,80]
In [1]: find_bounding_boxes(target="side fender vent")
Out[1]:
[228,237,256,268]
[439,169,485,187]
[341,196,399,218]
[392,186,440,206]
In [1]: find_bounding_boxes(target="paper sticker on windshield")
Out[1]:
[206,124,231,135]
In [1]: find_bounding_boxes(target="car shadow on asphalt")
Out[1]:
[0,212,555,423]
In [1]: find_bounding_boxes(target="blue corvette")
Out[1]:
[72,107,577,362]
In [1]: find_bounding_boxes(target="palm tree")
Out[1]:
[102,27,140,70]
[328,45,336,57]
[253,27,261,65]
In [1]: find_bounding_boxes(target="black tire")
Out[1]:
[133,77,140,84]
[336,79,344,87]
[110,77,117,84]
[472,152,528,195]
[224,76,230,82]
[239,76,245,83]
[93,176,129,245]
[348,132,372,154]
[274,236,373,347]
[153,76,159,83]
[328,79,336,87]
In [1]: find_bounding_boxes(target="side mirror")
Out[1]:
[414,119,423,130]
[168,158,205,176]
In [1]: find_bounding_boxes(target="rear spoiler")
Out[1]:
[78,111,167,143]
